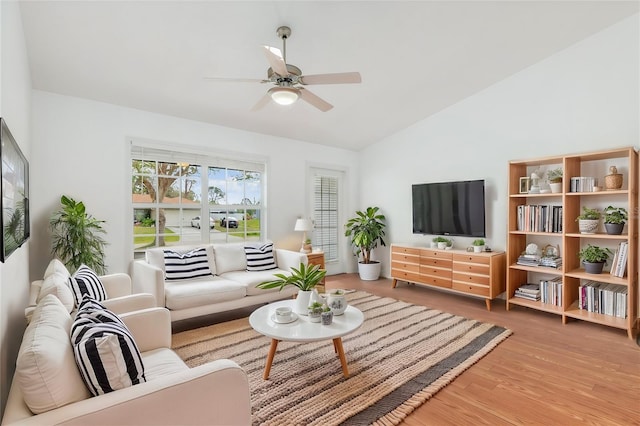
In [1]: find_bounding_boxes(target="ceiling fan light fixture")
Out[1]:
[268,87,300,105]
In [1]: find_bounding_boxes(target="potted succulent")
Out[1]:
[432,236,451,250]
[578,244,613,274]
[575,206,601,234]
[307,301,324,323]
[603,206,627,235]
[344,206,386,280]
[327,288,348,315]
[472,238,485,253]
[320,305,333,325]
[257,263,326,315]
[547,168,563,193]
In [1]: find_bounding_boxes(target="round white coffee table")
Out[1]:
[249,299,364,379]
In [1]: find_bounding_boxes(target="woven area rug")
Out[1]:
[172,291,512,425]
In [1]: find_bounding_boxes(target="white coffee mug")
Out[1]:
[275,307,292,321]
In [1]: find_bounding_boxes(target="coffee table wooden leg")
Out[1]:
[264,339,279,380]
[333,337,349,377]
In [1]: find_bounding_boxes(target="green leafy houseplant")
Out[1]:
[308,301,324,314]
[344,206,386,264]
[50,195,107,274]
[256,263,326,292]
[472,239,485,246]
[603,206,628,224]
[575,206,601,221]
[432,236,449,243]
[547,168,563,183]
[578,244,612,263]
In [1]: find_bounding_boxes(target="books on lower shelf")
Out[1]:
[609,242,628,278]
[514,283,540,301]
[540,277,563,306]
[516,205,562,233]
[578,281,627,318]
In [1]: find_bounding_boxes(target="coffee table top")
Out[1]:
[249,299,364,343]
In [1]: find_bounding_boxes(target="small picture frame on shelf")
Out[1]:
[519,177,531,194]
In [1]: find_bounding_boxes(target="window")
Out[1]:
[312,174,339,262]
[131,143,264,255]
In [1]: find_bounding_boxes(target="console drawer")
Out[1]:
[392,260,419,273]
[419,274,452,289]
[392,270,421,283]
[392,252,420,263]
[452,272,490,286]
[392,246,420,256]
[420,266,452,279]
[421,257,452,269]
[452,253,490,265]
[452,281,490,296]
[453,262,489,275]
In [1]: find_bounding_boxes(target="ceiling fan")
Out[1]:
[205,26,361,112]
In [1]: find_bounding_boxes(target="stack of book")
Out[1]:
[514,283,541,301]
[578,281,627,318]
[539,256,562,269]
[609,242,628,278]
[516,254,540,267]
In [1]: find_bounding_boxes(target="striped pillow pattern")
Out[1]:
[163,247,213,281]
[69,265,107,306]
[245,243,278,272]
[71,296,146,396]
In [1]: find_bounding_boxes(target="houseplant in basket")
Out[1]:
[344,206,386,280]
[575,206,601,234]
[603,206,627,235]
[578,244,612,274]
[257,263,326,315]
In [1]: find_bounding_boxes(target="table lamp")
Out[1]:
[294,218,313,253]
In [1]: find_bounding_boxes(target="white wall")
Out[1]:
[29,92,360,278]
[0,0,32,416]
[361,14,639,278]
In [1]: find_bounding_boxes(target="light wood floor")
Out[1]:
[173,274,640,425]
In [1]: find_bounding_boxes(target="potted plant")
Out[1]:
[344,206,386,280]
[578,244,612,274]
[327,288,348,315]
[321,304,333,325]
[432,236,450,250]
[575,206,601,234]
[603,206,627,235]
[547,168,563,193]
[257,263,326,315]
[472,238,485,253]
[307,301,324,323]
[50,195,107,274]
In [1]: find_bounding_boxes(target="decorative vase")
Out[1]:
[295,290,313,315]
[321,310,333,325]
[549,182,562,193]
[327,289,348,315]
[583,261,605,274]
[604,166,623,190]
[357,261,381,280]
[473,245,484,253]
[604,223,624,235]
[578,219,599,234]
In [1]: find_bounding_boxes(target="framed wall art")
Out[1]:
[1,117,30,262]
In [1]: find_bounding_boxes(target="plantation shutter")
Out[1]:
[313,175,339,261]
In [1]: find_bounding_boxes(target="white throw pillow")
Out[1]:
[43,258,70,280]
[69,264,107,306]
[37,271,74,312]
[16,295,90,414]
[245,243,278,272]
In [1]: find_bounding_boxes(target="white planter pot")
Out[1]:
[473,245,484,253]
[578,219,599,234]
[327,289,348,315]
[549,182,562,193]
[295,289,318,315]
[437,242,447,249]
[358,261,381,280]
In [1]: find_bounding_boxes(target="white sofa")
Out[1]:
[132,242,306,322]
[2,296,251,425]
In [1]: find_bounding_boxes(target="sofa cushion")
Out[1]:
[219,269,291,296]
[142,348,189,380]
[245,242,278,272]
[44,258,70,280]
[164,277,246,310]
[36,271,74,312]
[214,242,273,274]
[15,295,90,414]
[146,244,216,276]
[69,265,107,306]
[71,297,146,396]
[164,247,213,281]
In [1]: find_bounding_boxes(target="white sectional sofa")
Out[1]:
[132,242,306,322]
[2,296,251,425]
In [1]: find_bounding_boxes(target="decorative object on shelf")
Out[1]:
[321,305,334,325]
[603,205,627,235]
[578,244,612,274]
[257,263,327,315]
[525,243,539,256]
[327,289,348,315]
[519,177,531,194]
[604,166,623,190]
[472,238,485,253]
[344,206,386,280]
[307,301,324,323]
[294,218,313,253]
[432,236,451,250]
[576,206,601,234]
[528,172,541,194]
[547,168,563,193]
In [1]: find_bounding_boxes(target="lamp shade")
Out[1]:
[294,218,312,232]
[269,87,300,105]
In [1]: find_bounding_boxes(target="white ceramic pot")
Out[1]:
[295,290,313,315]
[473,245,484,253]
[357,261,381,280]
[327,289,348,315]
[549,182,562,193]
[578,219,599,234]
[437,242,446,249]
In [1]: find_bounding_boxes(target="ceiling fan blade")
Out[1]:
[262,45,289,77]
[299,88,333,112]
[204,77,266,83]
[299,72,362,85]
[250,93,272,112]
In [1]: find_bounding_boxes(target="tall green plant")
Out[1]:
[50,195,107,274]
[344,206,386,264]
[256,263,326,291]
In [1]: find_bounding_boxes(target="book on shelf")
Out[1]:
[578,280,627,318]
[514,283,541,301]
[539,256,562,268]
[516,205,562,233]
[613,242,628,278]
[569,176,598,192]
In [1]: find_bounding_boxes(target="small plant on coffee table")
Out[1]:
[308,301,324,323]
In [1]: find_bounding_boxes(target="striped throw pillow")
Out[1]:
[69,265,107,306]
[245,243,278,272]
[163,247,213,281]
[71,297,146,396]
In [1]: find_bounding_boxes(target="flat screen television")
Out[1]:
[412,179,485,237]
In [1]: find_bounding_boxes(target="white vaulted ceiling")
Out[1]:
[18,1,639,151]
